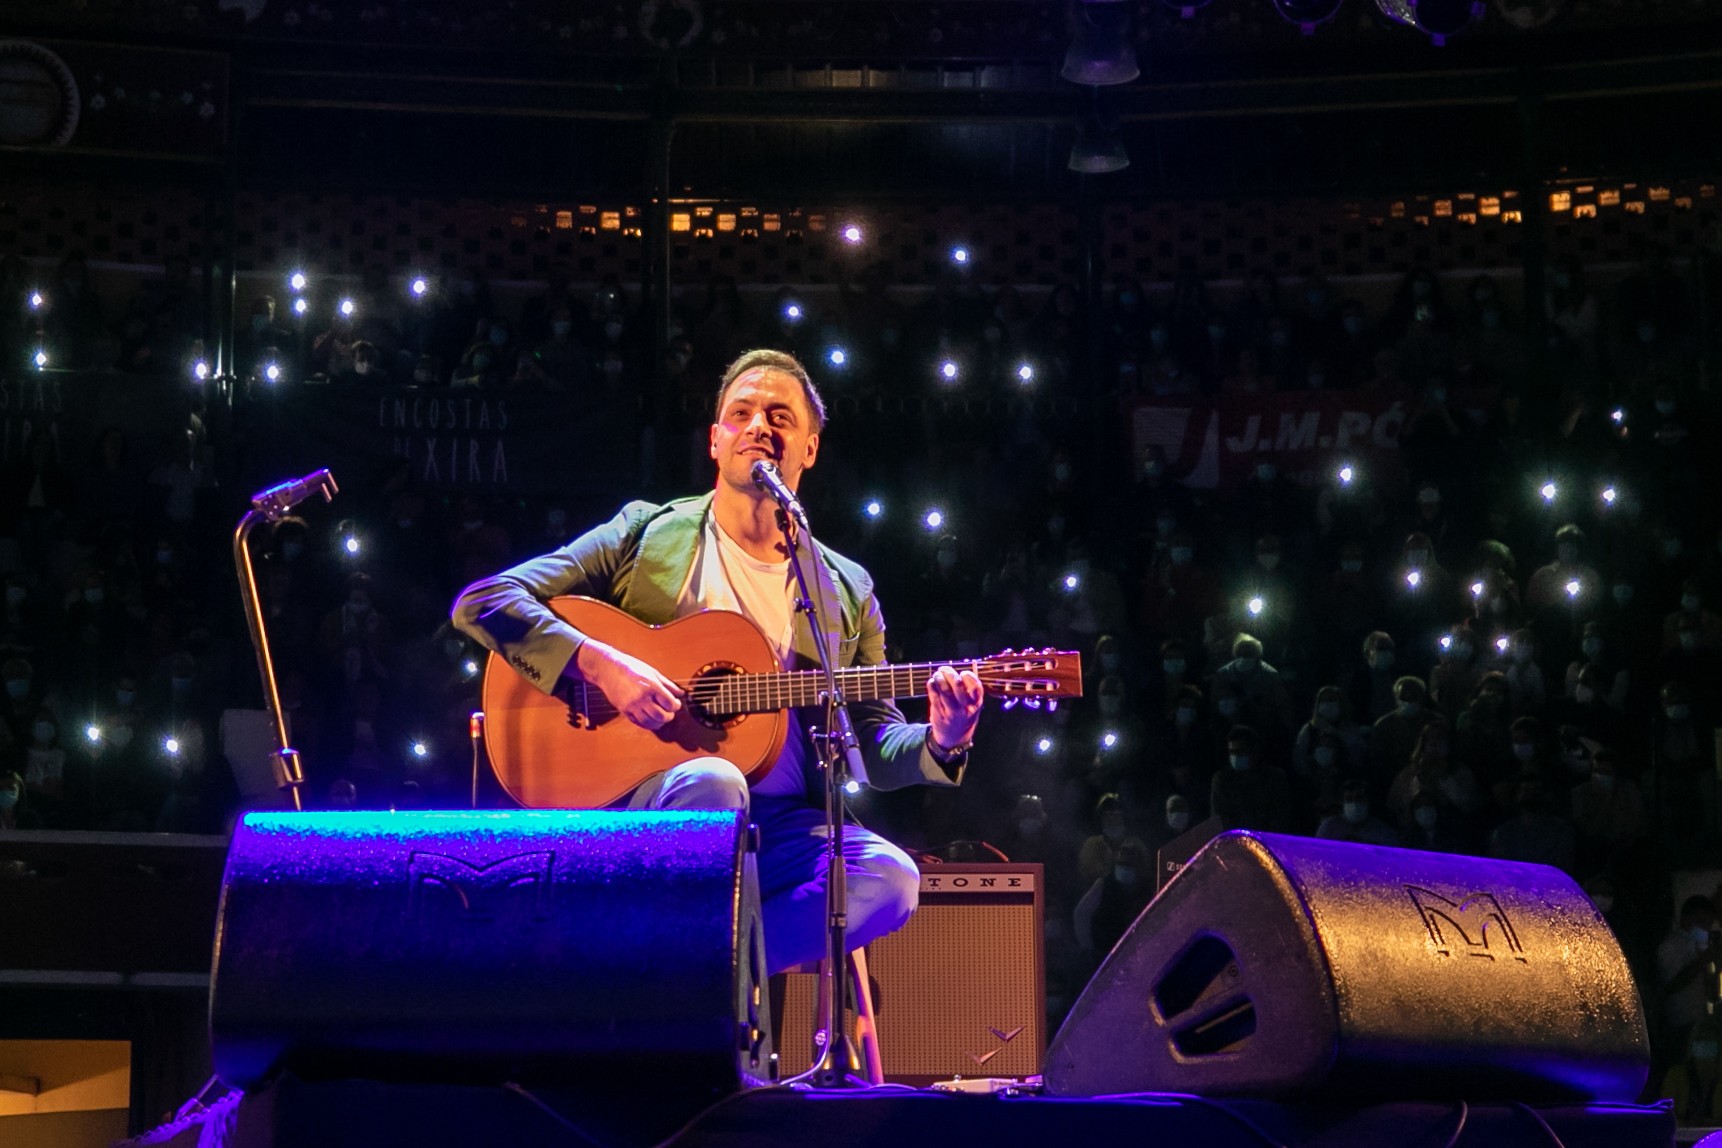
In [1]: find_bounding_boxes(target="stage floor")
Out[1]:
[123,1074,1676,1148]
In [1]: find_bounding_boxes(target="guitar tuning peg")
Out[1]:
[1026,698,1042,710]
[1047,700,1059,712]
[1003,698,1018,710]
[1001,647,1014,655]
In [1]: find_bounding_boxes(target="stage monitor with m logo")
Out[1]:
[1044,832,1647,1103]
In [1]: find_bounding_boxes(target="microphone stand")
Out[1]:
[774,504,870,1090]
[231,469,338,812]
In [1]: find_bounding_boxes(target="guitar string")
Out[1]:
[554,661,1054,720]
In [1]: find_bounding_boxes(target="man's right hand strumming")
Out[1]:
[572,639,685,731]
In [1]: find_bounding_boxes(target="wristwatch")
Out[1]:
[928,736,972,767]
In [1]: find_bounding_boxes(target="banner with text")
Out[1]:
[1131,389,1417,489]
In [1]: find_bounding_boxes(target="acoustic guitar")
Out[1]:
[481,595,1084,809]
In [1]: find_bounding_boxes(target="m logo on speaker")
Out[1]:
[407,850,555,920]
[1406,886,1527,962]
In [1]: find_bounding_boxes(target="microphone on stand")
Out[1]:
[751,459,809,530]
[250,469,338,521]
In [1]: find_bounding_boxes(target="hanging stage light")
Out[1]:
[1062,2,1140,87]
[1374,0,1486,44]
[1273,0,1347,34]
[1068,113,1129,174]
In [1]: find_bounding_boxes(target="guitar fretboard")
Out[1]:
[701,660,987,715]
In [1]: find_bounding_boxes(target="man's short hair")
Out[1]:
[716,349,827,432]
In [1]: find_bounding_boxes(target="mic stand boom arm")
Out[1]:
[231,468,337,811]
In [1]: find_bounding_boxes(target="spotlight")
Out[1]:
[263,362,282,382]
[1539,481,1558,504]
[1063,573,1082,592]
[1337,463,1356,485]
[950,246,970,266]
[293,297,309,317]
[339,298,357,318]
[462,659,479,680]
[163,735,182,756]
[1471,581,1486,599]
[1101,730,1120,751]
[84,723,103,744]
[840,224,864,245]
[28,290,44,310]
[1272,0,1346,33]
[1440,633,1454,651]
[1601,485,1618,507]
[1565,578,1582,600]
[410,276,429,297]
[939,360,960,382]
[1611,408,1625,424]
[827,347,847,368]
[1016,362,1036,384]
[289,270,308,292]
[1406,570,1423,589]
[782,301,803,323]
[33,347,48,369]
[1035,736,1055,755]
[193,360,210,380]
[343,535,361,556]
[410,740,429,759]
[1374,0,1485,45]
[1247,595,1265,617]
[843,778,862,796]
[1496,636,1510,654]
[862,498,884,520]
[923,508,945,532]
[1062,3,1140,86]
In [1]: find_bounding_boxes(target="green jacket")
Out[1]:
[451,492,962,793]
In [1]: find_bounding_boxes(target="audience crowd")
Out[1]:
[2,243,1720,1106]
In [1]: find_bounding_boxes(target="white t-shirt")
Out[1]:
[675,514,810,797]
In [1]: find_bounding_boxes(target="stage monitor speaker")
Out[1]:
[1045,831,1648,1103]
[210,810,770,1094]
[778,863,1044,1084]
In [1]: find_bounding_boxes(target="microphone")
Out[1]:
[250,468,338,521]
[751,459,809,529]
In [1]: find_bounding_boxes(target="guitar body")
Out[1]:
[481,597,788,809]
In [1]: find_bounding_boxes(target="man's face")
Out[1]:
[710,368,820,495]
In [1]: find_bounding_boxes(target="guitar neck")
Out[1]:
[712,661,977,715]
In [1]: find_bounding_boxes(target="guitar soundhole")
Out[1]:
[688,661,747,730]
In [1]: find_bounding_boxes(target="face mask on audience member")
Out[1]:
[1113,865,1138,888]
[1171,546,1193,566]
[1684,593,1703,613]
[1692,925,1712,948]
[1217,698,1239,720]
[1582,638,1604,661]
[1317,701,1341,722]
[1343,802,1367,824]
[1397,699,1420,717]
[1557,543,1578,564]
[1449,640,1473,661]
[1680,631,1700,652]
[33,721,55,744]
[1592,770,1614,791]
[1313,746,1336,769]
[1612,583,1633,606]
[1167,808,1190,832]
[1175,705,1197,727]
[1228,752,1251,771]
[1163,658,1186,677]
[1101,651,1121,672]
[109,725,133,748]
[1406,549,1430,568]
[1667,703,1692,722]
[1370,650,1394,672]
[6,679,29,700]
[1414,805,1438,831]
[1257,552,1281,572]
[1099,696,1122,718]
[1512,644,1533,664]
[1341,559,1363,574]
[1512,741,1537,761]
[1575,685,1596,705]
[1017,817,1043,837]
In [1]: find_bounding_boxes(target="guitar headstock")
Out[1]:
[976,648,1084,710]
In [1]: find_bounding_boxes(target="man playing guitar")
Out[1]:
[452,348,986,974]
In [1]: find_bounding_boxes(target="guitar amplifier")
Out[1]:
[778,863,1044,1085]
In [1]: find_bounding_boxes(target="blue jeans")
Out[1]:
[627,757,919,974]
